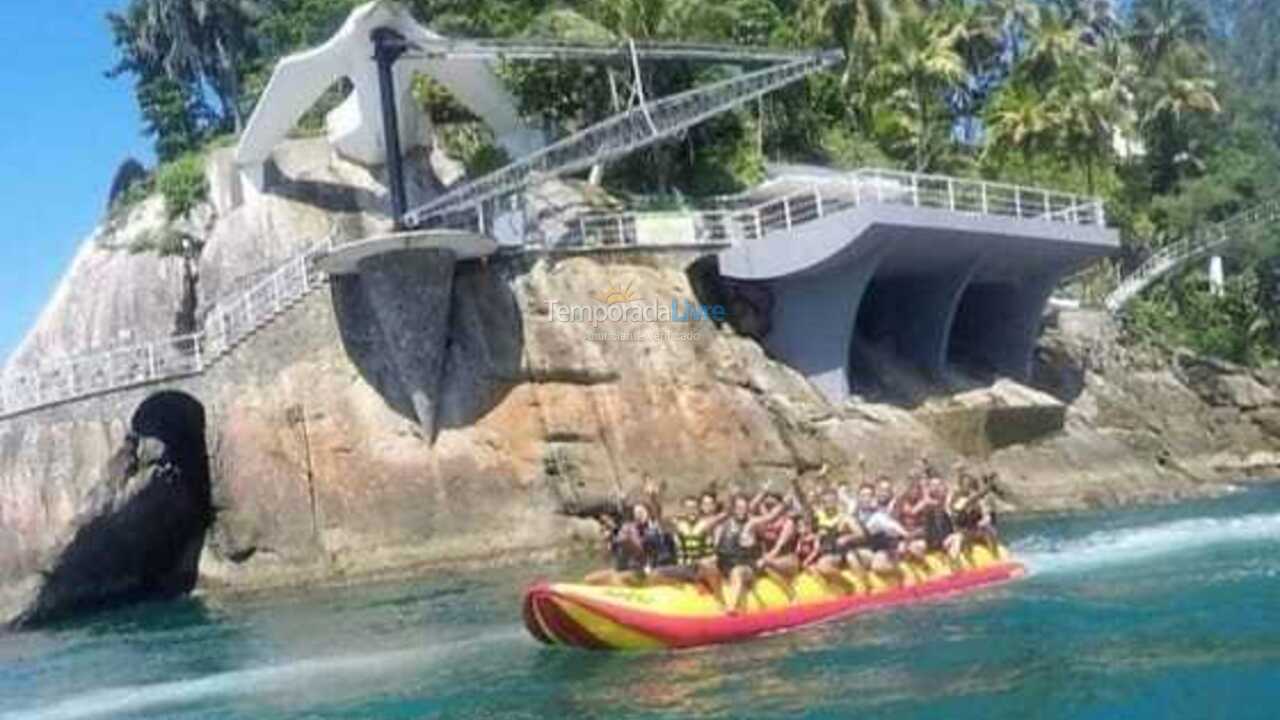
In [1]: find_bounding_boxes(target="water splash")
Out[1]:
[1014,510,1280,576]
[2,627,523,720]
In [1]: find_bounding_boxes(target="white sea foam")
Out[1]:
[2,627,522,720]
[1014,510,1280,575]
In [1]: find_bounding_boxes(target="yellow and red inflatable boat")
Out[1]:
[523,544,1023,650]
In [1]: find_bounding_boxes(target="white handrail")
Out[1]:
[1105,199,1280,312]
[0,229,335,420]
[556,168,1104,248]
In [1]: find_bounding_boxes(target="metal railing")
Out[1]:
[411,38,813,64]
[202,233,334,361]
[1105,199,1280,312]
[0,231,335,420]
[0,168,1105,418]
[550,169,1105,249]
[404,51,841,227]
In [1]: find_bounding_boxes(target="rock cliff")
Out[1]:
[1,140,1277,625]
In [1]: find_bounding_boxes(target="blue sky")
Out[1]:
[0,1,149,364]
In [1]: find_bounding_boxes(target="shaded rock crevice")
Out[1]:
[8,391,212,629]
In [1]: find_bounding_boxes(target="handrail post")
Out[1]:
[579,217,587,244]
[981,182,989,214]
[783,196,793,229]
[912,174,920,207]
[1015,188,1022,218]
[147,344,157,379]
[754,208,763,240]
[1043,190,1051,218]
[1097,200,1106,226]
[813,185,823,218]
[477,202,485,234]
[875,175,884,204]
[616,215,625,246]
[947,178,956,211]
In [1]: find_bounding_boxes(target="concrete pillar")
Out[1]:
[760,245,889,404]
[949,270,1064,379]
[895,252,986,378]
[357,248,457,441]
[1209,255,1225,296]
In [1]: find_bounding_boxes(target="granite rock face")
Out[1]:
[4,394,211,628]
[2,141,1278,624]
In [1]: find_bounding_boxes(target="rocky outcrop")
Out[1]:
[2,139,1278,625]
[4,400,211,628]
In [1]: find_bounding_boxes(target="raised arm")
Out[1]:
[764,518,795,560]
[692,510,729,536]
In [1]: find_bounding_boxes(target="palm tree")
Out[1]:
[1130,0,1209,72]
[1137,43,1220,191]
[984,82,1052,168]
[868,11,969,170]
[107,0,257,132]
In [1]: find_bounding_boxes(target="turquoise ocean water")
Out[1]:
[4,484,1280,719]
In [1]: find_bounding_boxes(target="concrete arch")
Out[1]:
[758,243,891,402]
[949,270,1069,379]
[854,249,987,381]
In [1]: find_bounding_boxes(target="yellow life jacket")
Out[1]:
[815,507,843,535]
[674,517,712,564]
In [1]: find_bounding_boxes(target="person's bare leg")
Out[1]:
[814,555,854,594]
[848,548,875,586]
[697,560,728,609]
[944,534,966,570]
[872,552,906,588]
[584,569,618,586]
[728,566,755,614]
[761,555,800,601]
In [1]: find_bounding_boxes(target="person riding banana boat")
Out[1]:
[566,464,1007,602]
[532,464,1019,650]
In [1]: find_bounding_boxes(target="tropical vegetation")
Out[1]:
[102,0,1280,363]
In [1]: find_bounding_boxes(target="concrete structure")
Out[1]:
[717,172,1117,402]
[0,5,1120,423]
[235,1,542,188]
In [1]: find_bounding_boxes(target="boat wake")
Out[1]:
[1,627,523,720]
[1014,510,1280,576]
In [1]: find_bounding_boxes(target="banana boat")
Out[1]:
[523,544,1023,650]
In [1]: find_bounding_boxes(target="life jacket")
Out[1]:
[951,497,984,530]
[674,517,712,564]
[815,507,843,535]
[923,505,954,549]
[716,518,760,568]
[639,521,677,567]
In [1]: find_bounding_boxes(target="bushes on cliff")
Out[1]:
[155,154,208,222]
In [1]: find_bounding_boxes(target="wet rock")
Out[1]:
[4,431,211,629]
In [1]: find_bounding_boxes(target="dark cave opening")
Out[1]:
[127,391,213,597]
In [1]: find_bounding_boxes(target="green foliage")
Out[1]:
[437,124,511,178]
[128,228,190,257]
[92,0,1280,363]
[155,153,208,221]
[1126,273,1275,366]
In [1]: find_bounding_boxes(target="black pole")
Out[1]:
[372,28,410,230]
